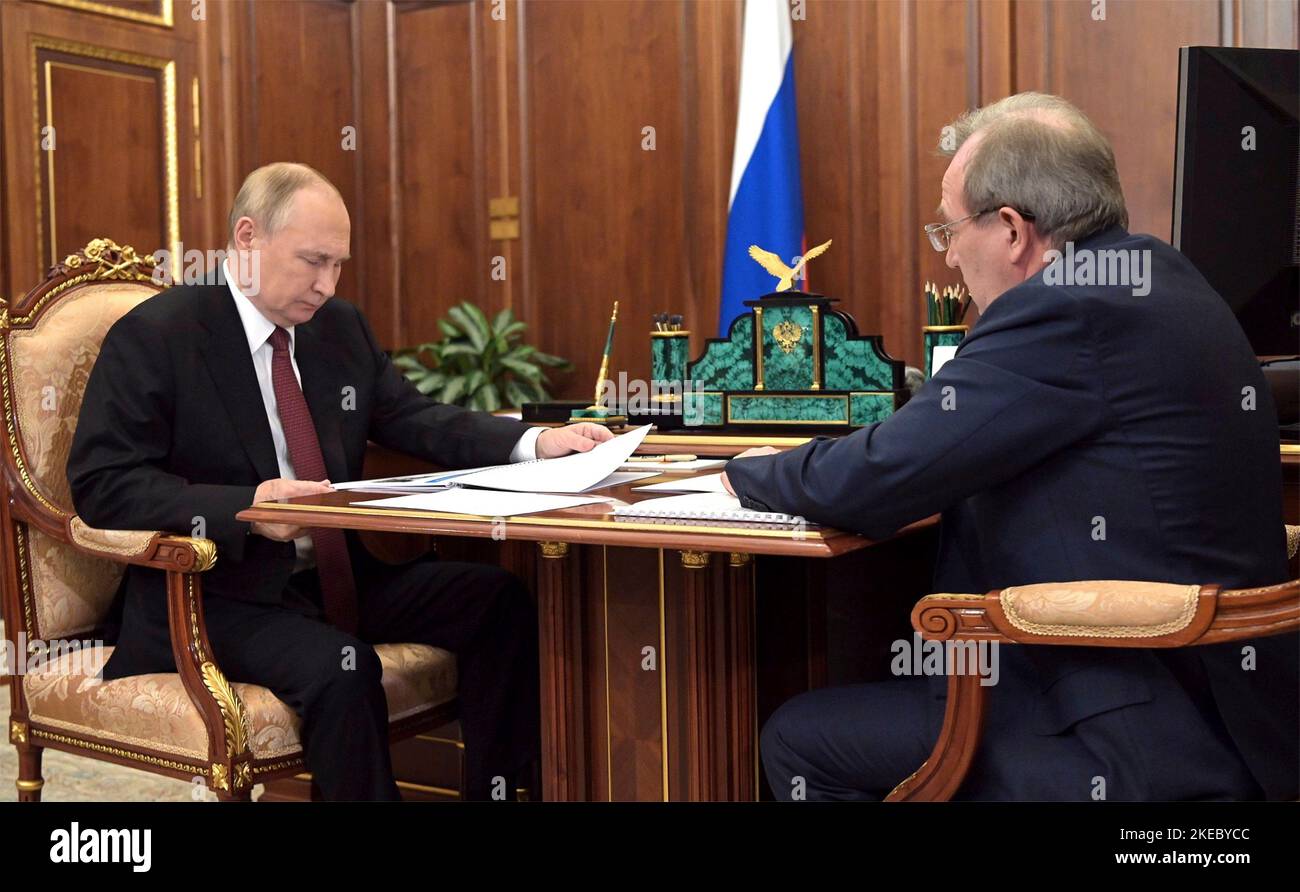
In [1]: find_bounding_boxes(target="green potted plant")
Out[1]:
[391,302,571,411]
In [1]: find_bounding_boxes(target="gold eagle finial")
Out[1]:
[747,239,832,292]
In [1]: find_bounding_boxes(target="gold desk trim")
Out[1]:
[255,502,830,541]
[657,548,669,801]
[642,433,810,448]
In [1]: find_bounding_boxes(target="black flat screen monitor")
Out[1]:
[1173,46,1299,358]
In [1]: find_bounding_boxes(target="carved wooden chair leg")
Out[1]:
[16,742,45,802]
[885,669,988,801]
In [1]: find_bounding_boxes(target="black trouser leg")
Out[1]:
[202,593,401,801]
[360,559,541,801]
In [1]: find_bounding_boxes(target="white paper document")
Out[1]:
[331,467,491,492]
[358,489,602,517]
[618,458,727,473]
[930,345,959,376]
[585,471,658,490]
[633,472,730,493]
[613,492,799,524]
[451,424,653,493]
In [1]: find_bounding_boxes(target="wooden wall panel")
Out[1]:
[1016,0,1223,240]
[394,1,484,346]
[0,0,202,299]
[680,0,739,352]
[37,49,168,269]
[520,0,693,397]
[793,0,879,338]
[239,0,363,303]
[7,0,1296,391]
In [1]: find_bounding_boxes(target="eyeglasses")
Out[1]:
[924,208,1036,252]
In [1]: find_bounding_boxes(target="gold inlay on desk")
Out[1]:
[256,500,831,542]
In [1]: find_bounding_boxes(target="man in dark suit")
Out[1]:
[723,93,1297,800]
[68,162,613,800]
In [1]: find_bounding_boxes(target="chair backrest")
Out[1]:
[0,239,163,641]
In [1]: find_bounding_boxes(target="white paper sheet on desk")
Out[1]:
[618,458,727,472]
[585,471,658,490]
[331,467,490,492]
[633,472,729,493]
[357,489,602,517]
[451,424,653,493]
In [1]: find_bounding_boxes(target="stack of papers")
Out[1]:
[614,492,800,524]
[347,425,656,516]
[451,424,652,492]
[332,468,491,492]
[361,489,603,517]
[619,458,727,473]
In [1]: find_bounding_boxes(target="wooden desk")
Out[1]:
[238,475,937,801]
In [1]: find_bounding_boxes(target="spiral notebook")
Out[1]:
[612,492,801,524]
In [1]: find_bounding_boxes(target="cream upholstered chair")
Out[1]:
[0,238,460,801]
[886,527,1300,801]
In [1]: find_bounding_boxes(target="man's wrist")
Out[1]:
[510,426,544,462]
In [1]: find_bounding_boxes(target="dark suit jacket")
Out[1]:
[727,226,1298,799]
[68,282,529,676]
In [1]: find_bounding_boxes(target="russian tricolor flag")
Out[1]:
[718,0,805,334]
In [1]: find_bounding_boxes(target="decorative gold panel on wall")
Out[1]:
[30,37,179,274]
[36,0,174,29]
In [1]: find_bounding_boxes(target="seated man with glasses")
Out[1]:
[721,92,1296,801]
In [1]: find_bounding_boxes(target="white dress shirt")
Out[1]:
[224,263,542,569]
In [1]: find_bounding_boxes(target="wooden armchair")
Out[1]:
[885,526,1300,800]
[1,238,460,801]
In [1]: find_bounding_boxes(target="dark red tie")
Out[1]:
[268,327,358,634]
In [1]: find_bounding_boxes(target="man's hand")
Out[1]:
[536,422,616,459]
[249,478,334,541]
[721,446,781,496]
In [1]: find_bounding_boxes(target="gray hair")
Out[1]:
[227,162,341,243]
[939,92,1128,245]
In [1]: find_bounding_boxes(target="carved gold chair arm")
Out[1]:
[67,516,251,792]
[68,516,217,573]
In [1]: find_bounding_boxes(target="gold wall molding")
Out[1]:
[38,0,174,28]
[30,37,179,278]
